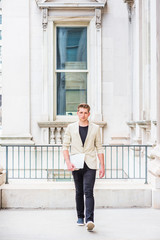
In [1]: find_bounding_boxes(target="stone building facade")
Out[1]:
[1,0,160,207]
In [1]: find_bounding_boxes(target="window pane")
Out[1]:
[57,72,87,115]
[0,30,2,40]
[57,27,87,70]
[0,15,2,24]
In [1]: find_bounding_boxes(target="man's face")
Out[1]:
[77,107,90,122]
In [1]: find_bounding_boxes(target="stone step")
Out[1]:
[0,181,152,209]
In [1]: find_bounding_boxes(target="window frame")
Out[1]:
[54,22,90,119]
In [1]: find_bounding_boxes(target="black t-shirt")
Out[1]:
[79,126,88,146]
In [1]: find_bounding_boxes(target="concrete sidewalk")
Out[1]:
[0,208,160,240]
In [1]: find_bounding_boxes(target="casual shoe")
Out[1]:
[86,221,95,231]
[77,218,85,226]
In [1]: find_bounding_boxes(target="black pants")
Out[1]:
[72,162,96,223]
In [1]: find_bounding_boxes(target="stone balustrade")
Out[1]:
[38,120,107,144]
[127,120,153,144]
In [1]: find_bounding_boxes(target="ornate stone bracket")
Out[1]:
[126,121,136,129]
[42,8,48,31]
[35,0,107,29]
[136,120,151,130]
[124,0,135,23]
[95,8,101,29]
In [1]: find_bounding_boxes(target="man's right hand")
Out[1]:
[63,150,75,171]
[67,161,75,171]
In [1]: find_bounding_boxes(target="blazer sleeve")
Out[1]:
[62,125,71,151]
[95,126,104,154]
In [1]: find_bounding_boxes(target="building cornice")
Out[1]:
[36,0,107,9]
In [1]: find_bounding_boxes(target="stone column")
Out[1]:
[149,0,160,208]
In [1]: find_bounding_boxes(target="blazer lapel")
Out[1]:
[84,122,92,148]
[75,121,83,147]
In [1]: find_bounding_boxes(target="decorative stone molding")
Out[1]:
[109,136,130,145]
[38,120,107,128]
[50,127,56,144]
[126,121,136,128]
[136,120,151,130]
[124,0,135,23]
[35,0,107,29]
[36,0,107,9]
[42,8,48,31]
[38,120,107,144]
[127,120,152,145]
[0,135,34,145]
[95,8,101,29]
[153,121,157,126]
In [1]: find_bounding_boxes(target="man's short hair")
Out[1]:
[77,103,90,112]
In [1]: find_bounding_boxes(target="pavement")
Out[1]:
[0,208,160,240]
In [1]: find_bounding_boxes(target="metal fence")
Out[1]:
[1,144,152,184]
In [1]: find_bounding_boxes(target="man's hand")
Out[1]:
[98,153,105,178]
[99,166,105,178]
[63,150,75,171]
[67,161,75,171]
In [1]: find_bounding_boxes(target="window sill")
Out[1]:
[38,119,107,128]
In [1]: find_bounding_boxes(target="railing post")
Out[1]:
[145,146,148,184]
[6,146,9,184]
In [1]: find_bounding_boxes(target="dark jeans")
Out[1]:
[72,162,96,223]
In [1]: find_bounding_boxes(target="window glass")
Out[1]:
[0,30,2,40]
[57,27,87,70]
[57,72,87,115]
[0,15,2,24]
[56,26,88,116]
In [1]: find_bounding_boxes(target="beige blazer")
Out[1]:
[62,121,104,169]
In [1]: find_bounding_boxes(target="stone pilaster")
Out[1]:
[149,0,160,208]
[0,0,33,145]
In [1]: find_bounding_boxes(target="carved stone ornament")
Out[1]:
[42,8,48,30]
[124,0,135,23]
[95,8,101,29]
[35,0,107,29]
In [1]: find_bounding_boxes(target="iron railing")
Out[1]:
[1,144,152,184]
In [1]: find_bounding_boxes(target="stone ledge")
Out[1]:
[36,0,107,9]
[38,120,107,128]
[0,135,34,145]
[1,182,152,209]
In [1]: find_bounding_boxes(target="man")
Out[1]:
[63,103,105,231]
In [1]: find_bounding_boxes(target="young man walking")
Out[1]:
[63,103,105,231]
